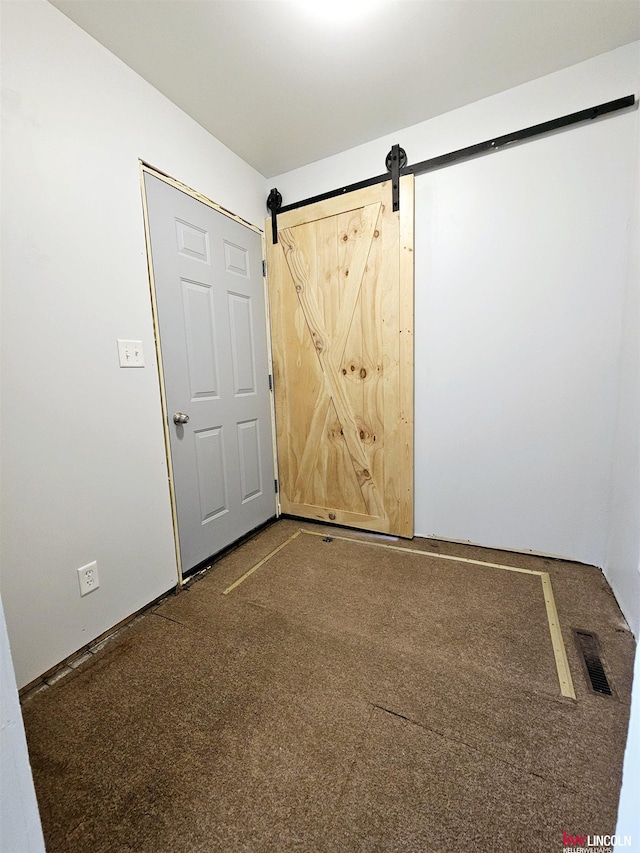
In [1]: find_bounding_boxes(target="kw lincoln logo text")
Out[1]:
[563,830,632,852]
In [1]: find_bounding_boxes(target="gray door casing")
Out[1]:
[144,172,276,574]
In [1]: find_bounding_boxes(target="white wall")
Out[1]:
[270,42,640,631]
[604,98,640,639]
[0,596,45,853]
[413,98,635,568]
[1,0,267,688]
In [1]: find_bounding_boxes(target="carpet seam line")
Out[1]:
[371,703,581,791]
[151,611,188,627]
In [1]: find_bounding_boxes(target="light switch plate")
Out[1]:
[117,339,144,368]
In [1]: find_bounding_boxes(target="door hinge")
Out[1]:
[274,479,279,494]
[268,374,273,391]
[262,259,267,277]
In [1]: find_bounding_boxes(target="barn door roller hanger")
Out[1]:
[266,94,635,244]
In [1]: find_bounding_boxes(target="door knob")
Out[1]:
[173,412,190,425]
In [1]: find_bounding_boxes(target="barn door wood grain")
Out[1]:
[266,176,414,537]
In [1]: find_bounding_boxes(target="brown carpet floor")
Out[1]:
[21,520,636,852]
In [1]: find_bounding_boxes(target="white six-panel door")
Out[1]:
[144,172,276,575]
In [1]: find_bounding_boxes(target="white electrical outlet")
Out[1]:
[77,561,100,596]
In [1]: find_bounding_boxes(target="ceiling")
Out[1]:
[48,0,639,178]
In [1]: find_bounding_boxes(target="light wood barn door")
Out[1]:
[266,176,414,538]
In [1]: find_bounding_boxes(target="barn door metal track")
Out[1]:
[266,94,635,243]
